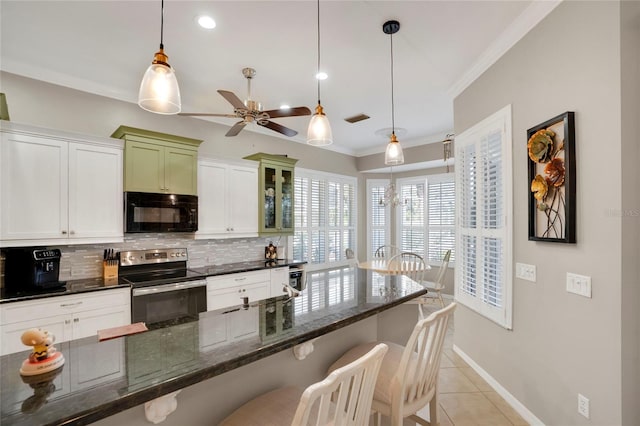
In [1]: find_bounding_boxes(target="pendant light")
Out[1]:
[383,20,404,165]
[138,0,181,115]
[307,0,333,146]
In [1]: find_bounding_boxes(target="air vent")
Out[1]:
[344,113,370,124]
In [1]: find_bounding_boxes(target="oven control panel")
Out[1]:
[120,248,188,266]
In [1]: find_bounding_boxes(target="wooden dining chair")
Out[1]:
[374,245,400,259]
[387,252,427,283]
[417,249,451,308]
[219,343,388,426]
[327,303,456,426]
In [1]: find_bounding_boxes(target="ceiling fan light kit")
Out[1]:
[138,0,181,115]
[383,19,404,166]
[307,0,333,146]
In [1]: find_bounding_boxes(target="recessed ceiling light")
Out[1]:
[197,16,216,29]
[315,72,328,80]
[280,104,291,110]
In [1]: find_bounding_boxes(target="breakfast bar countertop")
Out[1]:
[0,266,426,426]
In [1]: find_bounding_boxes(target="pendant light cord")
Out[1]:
[390,30,395,135]
[159,0,165,49]
[316,0,321,107]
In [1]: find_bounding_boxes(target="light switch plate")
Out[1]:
[515,263,536,282]
[567,273,592,298]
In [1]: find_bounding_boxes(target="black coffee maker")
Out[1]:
[4,247,65,291]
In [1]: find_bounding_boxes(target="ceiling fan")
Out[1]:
[179,67,311,137]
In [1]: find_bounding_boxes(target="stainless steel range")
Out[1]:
[118,248,207,328]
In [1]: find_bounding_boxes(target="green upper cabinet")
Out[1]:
[244,153,298,236]
[112,126,203,195]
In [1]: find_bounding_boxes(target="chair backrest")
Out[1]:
[292,343,388,426]
[345,248,355,259]
[387,252,426,283]
[393,303,456,416]
[432,249,452,290]
[374,245,400,259]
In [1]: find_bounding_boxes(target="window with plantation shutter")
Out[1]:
[293,169,356,269]
[398,180,426,257]
[366,180,391,259]
[427,177,456,264]
[455,105,513,329]
[395,175,455,265]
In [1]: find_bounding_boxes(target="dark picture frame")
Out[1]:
[527,111,576,243]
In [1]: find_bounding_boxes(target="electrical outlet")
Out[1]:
[578,393,590,418]
[515,263,536,282]
[567,273,592,298]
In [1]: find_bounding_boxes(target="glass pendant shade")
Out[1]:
[138,49,181,114]
[385,133,404,165]
[307,104,333,146]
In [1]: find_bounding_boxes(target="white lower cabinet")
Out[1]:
[0,288,131,355]
[206,270,269,312]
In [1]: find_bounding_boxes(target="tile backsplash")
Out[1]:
[1,234,288,284]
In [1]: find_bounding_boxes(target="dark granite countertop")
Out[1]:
[0,277,130,304]
[0,259,306,304]
[0,266,426,426]
[191,258,306,277]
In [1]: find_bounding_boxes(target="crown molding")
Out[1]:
[448,0,562,99]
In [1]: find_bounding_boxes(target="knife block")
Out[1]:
[103,261,118,281]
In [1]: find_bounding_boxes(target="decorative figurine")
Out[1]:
[19,328,65,376]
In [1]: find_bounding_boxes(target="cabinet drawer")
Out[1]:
[0,288,130,325]
[206,270,269,290]
[207,282,269,311]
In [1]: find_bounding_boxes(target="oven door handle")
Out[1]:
[132,280,207,296]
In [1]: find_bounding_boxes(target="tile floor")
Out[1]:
[415,303,529,426]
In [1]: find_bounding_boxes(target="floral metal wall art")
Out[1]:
[527,112,576,243]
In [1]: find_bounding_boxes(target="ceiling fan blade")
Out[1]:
[178,113,238,118]
[262,106,312,119]
[226,120,247,137]
[218,90,246,110]
[259,120,298,137]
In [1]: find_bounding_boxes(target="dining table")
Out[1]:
[357,258,431,274]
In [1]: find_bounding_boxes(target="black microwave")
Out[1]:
[125,192,198,233]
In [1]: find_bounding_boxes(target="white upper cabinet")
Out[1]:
[197,158,258,239]
[0,122,124,246]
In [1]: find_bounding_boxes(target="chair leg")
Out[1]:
[430,392,439,426]
[437,291,445,308]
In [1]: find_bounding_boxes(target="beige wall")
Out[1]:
[620,1,640,424]
[454,1,632,425]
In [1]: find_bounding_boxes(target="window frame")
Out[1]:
[292,168,357,271]
[366,179,391,260]
[454,104,513,329]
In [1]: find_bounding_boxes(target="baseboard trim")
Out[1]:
[452,344,545,426]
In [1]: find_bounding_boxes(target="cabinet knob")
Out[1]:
[74,318,79,323]
[61,230,67,235]
[238,289,242,293]
[230,227,234,231]
[65,319,71,325]
[70,230,75,235]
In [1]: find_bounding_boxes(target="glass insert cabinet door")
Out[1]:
[244,153,298,236]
